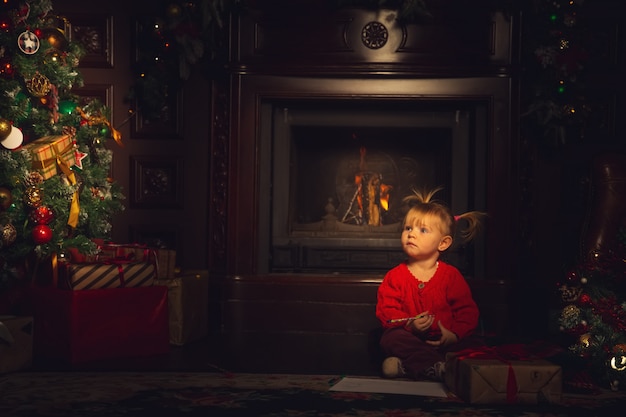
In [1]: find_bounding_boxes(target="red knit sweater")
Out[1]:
[376,261,479,340]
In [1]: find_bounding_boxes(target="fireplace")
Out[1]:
[259,99,487,277]
[209,4,518,373]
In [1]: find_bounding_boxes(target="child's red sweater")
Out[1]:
[376,261,479,340]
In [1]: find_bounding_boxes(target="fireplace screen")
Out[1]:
[259,101,487,276]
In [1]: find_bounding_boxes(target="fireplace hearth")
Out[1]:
[264,100,486,275]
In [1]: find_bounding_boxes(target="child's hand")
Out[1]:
[407,311,434,333]
[426,321,458,347]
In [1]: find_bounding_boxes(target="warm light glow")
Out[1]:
[350,146,392,225]
[380,184,391,211]
[610,355,626,371]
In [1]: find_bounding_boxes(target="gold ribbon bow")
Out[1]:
[76,107,123,147]
[56,155,80,228]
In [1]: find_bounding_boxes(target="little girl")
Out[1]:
[376,187,486,381]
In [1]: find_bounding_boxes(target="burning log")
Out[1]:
[341,147,392,226]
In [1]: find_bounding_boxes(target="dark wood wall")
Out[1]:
[210,4,521,373]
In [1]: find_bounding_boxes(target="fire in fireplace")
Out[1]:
[258,99,487,277]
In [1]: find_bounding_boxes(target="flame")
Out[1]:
[345,147,393,225]
[380,184,391,211]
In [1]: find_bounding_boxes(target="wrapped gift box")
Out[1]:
[0,316,33,374]
[73,242,176,280]
[59,260,156,290]
[22,135,75,180]
[155,270,208,345]
[444,345,562,404]
[29,286,169,365]
[154,249,176,279]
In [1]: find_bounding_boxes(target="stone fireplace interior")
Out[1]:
[209,4,518,373]
[260,99,488,277]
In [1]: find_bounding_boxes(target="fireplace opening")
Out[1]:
[258,100,487,277]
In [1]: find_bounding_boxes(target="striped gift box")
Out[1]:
[62,262,156,291]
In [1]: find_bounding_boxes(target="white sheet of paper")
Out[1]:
[329,377,448,397]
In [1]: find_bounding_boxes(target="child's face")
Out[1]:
[401,214,450,260]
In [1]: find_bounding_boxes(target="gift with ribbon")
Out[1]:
[0,315,33,374]
[67,241,177,279]
[21,135,76,180]
[58,259,156,291]
[155,270,208,346]
[444,344,562,404]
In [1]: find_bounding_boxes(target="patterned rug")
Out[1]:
[2,371,625,416]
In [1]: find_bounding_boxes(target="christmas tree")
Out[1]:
[0,0,125,293]
[556,230,626,391]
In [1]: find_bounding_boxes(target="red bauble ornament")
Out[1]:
[579,293,592,306]
[32,224,52,244]
[30,205,54,224]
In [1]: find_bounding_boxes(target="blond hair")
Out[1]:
[402,187,486,244]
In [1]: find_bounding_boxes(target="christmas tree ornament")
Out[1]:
[0,186,13,210]
[32,223,52,245]
[0,124,23,149]
[73,149,88,170]
[30,205,54,224]
[25,171,44,186]
[57,247,71,262]
[579,333,592,348]
[1,220,17,247]
[42,27,68,50]
[0,59,14,77]
[611,355,626,371]
[57,99,77,115]
[23,186,42,207]
[561,304,581,322]
[0,117,11,140]
[17,30,40,54]
[25,71,52,97]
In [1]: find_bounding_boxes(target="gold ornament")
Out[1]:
[24,186,43,207]
[561,304,580,321]
[25,72,52,98]
[580,335,590,346]
[44,28,68,50]
[0,186,13,210]
[1,221,17,247]
[559,284,582,303]
[0,118,11,141]
[610,355,626,371]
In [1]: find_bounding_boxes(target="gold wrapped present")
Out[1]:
[22,135,75,180]
[444,345,562,404]
[155,249,176,279]
[0,316,33,374]
[155,271,208,345]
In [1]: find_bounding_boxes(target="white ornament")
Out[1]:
[0,126,24,149]
[17,30,40,55]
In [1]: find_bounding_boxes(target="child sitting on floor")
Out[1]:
[376,187,486,381]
